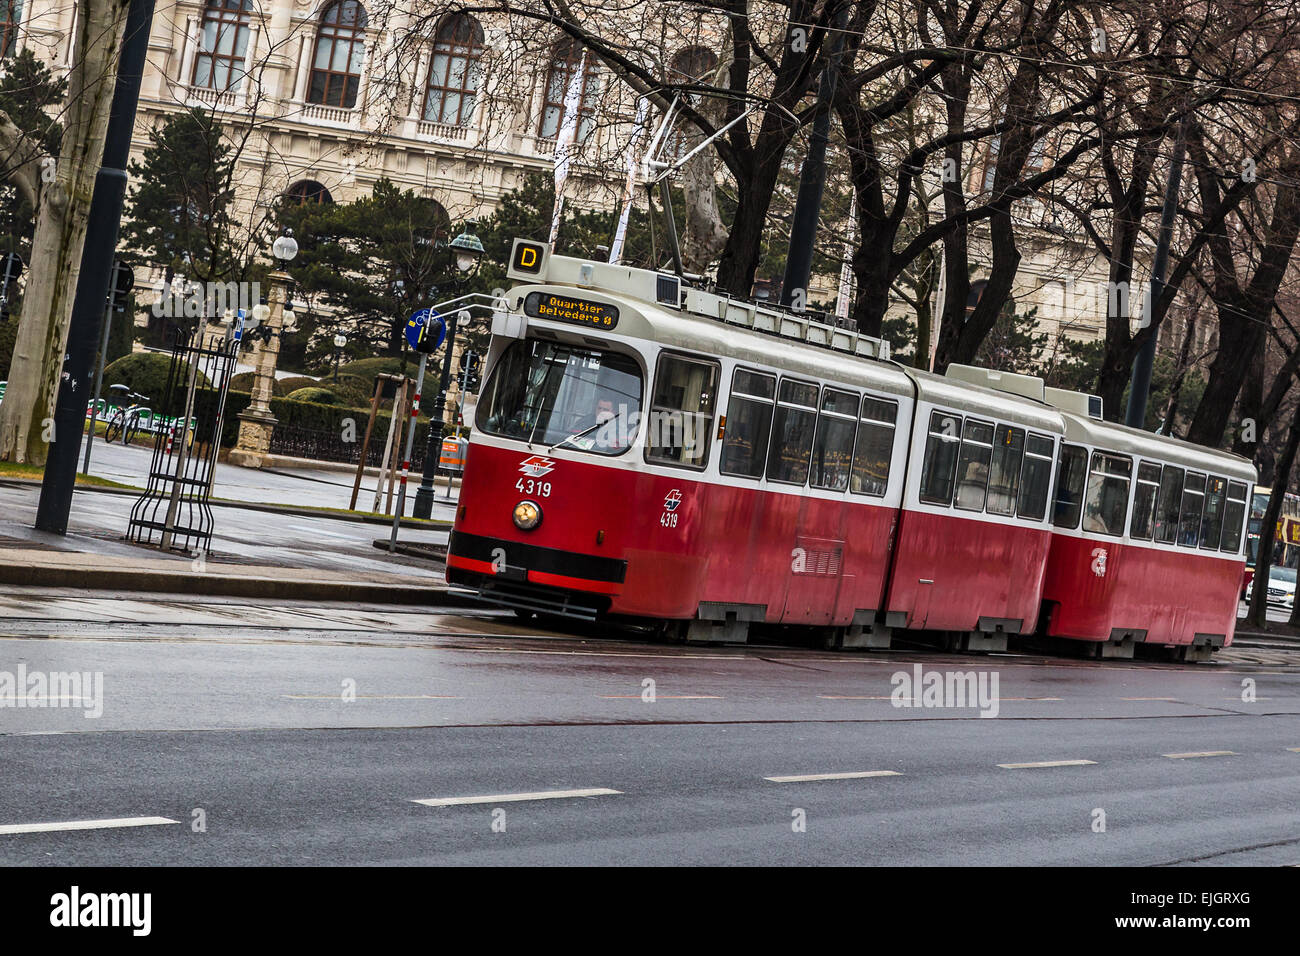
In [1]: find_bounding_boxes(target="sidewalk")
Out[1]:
[0,467,472,605]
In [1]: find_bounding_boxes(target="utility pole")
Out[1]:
[37,0,156,533]
[780,5,848,310]
[1125,117,1187,429]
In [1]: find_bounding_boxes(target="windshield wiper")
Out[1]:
[549,406,631,453]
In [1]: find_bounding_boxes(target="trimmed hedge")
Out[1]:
[285,386,345,405]
[101,352,211,415]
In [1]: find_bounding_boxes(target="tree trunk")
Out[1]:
[0,0,131,463]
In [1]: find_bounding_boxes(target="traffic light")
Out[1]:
[0,252,24,321]
[461,350,482,391]
[108,260,134,313]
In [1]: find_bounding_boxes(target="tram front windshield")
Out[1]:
[478,338,642,454]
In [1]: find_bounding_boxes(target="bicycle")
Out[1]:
[102,384,151,445]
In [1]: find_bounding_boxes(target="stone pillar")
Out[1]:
[228,270,289,468]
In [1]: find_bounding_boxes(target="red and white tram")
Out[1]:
[446,239,1254,661]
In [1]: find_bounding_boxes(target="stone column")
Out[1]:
[228,270,289,468]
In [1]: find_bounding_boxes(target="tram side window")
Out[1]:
[766,379,820,485]
[850,397,898,497]
[1016,434,1054,520]
[1051,444,1088,529]
[1178,472,1207,547]
[1153,465,1184,544]
[720,368,775,478]
[1199,475,1227,550]
[986,425,1025,516]
[954,420,995,512]
[645,354,719,470]
[1129,461,1163,540]
[809,388,859,491]
[1220,481,1249,553]
[1082,453,1132,536]
[918,411,962,505]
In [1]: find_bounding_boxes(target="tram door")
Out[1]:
[779,385,854,626]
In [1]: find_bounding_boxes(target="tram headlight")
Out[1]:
[512,500,543,531]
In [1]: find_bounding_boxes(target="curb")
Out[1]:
[0,477,452,530]
[0,561,482,606]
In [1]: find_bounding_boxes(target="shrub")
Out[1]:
[101,351,210,415]
[229,371,287,396]
[286,386,345,405]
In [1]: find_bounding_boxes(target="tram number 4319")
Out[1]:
[660,511,678,527]
[515,478,552,497]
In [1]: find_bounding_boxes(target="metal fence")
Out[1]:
[269,424,393,467]
[127,328,237,555]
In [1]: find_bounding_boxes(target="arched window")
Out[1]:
[423,14,484,127]
[669,46,717,86]
[1,0,23,58]
[192,0,253,92]
[285,180,334,205]
[538,38,599,142]
[308,0,367,109]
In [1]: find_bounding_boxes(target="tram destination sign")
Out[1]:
[523,291,619,330]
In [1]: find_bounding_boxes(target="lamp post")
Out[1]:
[412,224,484,519]
[230,228,299,468]
[333,332,347,382]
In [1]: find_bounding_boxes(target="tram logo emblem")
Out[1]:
[518,455,556,478]
[663,489,682,512]
[1090,547,1108,578]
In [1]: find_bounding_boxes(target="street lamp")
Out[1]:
[333,332,347,382]
[230,227,299,468]
[413,223,485,519]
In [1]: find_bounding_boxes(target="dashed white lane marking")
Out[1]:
[765,771,902,783]
[412,788,621,808]
[0,816,178,835]
[282,695,461,700]
[599,695,722,700]
[998,759,1097,769]
[1162,751,1238,759]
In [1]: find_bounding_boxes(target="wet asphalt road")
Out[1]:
[1,589,1298,865]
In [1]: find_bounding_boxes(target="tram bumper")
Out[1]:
[445,530,627,620]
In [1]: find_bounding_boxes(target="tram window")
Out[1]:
[1016,434,1054,520]
[986,425,1025,515]
[477,338,642,455]
[644,353,719,469]
[1082,452,1131,536]
[1199,475,1227,550]
[766,379,820,484]
[1221,481,1249,552]
[1177,472,1207,547]
[919,411,962,505]
[850,396,897,497]
[954,420,995,512]
[1153,465,1184,544]
[720,368,775,478]
[1129,461,1163,540]
[1051,444,1088,529]
[810,388,859,491]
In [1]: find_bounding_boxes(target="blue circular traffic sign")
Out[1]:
[406,308,446,353]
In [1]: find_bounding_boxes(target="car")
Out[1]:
[1244,565,1297,609]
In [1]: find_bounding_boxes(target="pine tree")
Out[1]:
[120,109,238,283]
[0,49,66,257]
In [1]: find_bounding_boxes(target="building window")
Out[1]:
[191,0,252,92]
[284,180,334,205]
[1,0,22,58]
[423,14,484,127]
[538,38,599,142]
[308,0,367,109]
